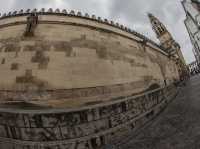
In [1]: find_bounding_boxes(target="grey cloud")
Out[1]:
[110,0,165,22]
[109,0,194,63]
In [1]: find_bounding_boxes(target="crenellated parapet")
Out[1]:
[0,8,166,52]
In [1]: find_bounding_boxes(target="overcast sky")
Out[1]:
[0,0,195,63]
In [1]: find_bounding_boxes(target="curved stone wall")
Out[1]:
[0,9,179,106]
[0,85,177,149]
[0,9,180,149]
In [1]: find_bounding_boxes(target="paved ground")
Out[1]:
[119,75,200,149]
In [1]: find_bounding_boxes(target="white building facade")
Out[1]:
[182,0,200,63]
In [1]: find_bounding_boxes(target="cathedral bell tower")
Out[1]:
[148,13,188,81]
[148,13,186,65]
[148,13,175,51]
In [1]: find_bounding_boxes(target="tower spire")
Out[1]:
[148,13,175,51]
[148,13,186,65]
[148,13,168,39]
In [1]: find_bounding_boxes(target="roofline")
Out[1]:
[0,8,168,54]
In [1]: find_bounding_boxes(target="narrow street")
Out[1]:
[120,75,200,149]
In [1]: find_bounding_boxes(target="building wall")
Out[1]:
[188,61,199,73]
[0,14,179,106]
[0,10,180,149]
[0,85,177,149]
[183,0,200,63]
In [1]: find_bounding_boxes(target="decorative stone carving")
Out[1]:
[85,13,90,18]
[12,11,17,16]
[62,9,67,14]
[31,8,37,13]
[55,8,60,13]
[26,9,31,13]
[48,8,53,13]
[18,9,23,14]
[0,8,165,45]
[7,12,12,16]
[104,19,108,23]
[120,25,124,29]
[111,21,114,25]
[98,17,102,22]
[92,15,96,19]
[115,23,119,27]
[77,11,82,16]
[24,13,38,37]
[40,8,45,13]
[124,27,128,31]
[131,30,137,35]
[70,10,75,15]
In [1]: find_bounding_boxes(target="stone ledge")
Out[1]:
[0,87,178,149]
[0,98,173,145]
[0,85,177,149]
[0,86,166,114]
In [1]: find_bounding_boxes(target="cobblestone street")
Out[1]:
[118,75,200,149]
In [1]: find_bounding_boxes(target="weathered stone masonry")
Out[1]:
[0,85,177,149]
[0,8,180,149]
[0,9,179,107]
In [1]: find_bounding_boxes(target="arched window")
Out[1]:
[161,26,165,32]
[158,27,163,34]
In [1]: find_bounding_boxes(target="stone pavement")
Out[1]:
[118,75,200,149]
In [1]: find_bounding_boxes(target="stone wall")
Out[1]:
[0,10,179,106]
[0,85,177,149]
[0,9,180,149]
